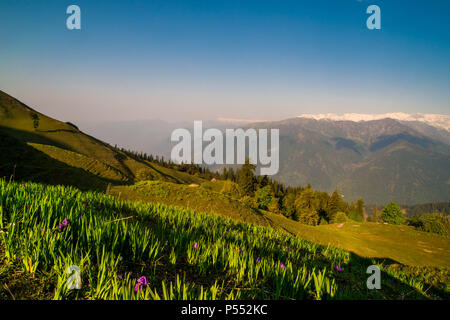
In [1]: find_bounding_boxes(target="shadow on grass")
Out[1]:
[0,128,124,192]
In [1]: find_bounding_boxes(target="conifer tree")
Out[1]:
[237,158,256,196]
[327,189,344,221]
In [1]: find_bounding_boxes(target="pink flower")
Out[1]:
[334,265,343,272]
[134,276,149,293]
[62,219,69,226]
[138,276,148,285]
[280,263,285,268]
[193,242,198,249]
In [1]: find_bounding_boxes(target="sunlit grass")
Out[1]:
[0,180,448,300]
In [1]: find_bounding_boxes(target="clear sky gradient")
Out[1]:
[0,0,449,123]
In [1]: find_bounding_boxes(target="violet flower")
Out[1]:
[134,276,149,293]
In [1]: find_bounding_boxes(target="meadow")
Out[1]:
[0,180,448,300]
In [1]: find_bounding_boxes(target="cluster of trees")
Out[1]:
[403,202,449,217]
[113,146,221,180]
[219,159,365,225]
[113,146,368,226]
[368,201,449,236]
[408,213,450,236]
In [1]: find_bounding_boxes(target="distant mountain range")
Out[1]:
[248,116,450,205]
[297,113,450,132]
[51,109,450,206]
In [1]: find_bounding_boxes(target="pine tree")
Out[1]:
[356,198,365,221]
[327,189,344,221]
[237,158,256,196]
[221,167,228,180]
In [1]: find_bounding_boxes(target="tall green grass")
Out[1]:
[0,180,446,300]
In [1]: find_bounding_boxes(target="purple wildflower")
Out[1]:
[255,257,261,264]
[138,276,148,285]
[193,242,198,249]
[280,262,285,268]
[134,276,149,293]
[58,224,63,230]
[62,219,69,227]
[334,265,343,272]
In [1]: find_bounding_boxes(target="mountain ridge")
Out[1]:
[248,117,450,205]
[296,112,450,132]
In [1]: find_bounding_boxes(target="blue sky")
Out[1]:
[0,0,449,122]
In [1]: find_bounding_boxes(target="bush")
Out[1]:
[135,169,156,181]
[348,210,364,222]
[381,202,406,225]
[255,185,273,210]
[297,209,320,226]
[331,212,348,224]
[220,180,242,199]
[267,197,280,213]
[239,195,258,208]
[409,213,449,236]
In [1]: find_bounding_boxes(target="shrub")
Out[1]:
[331,212,348,224]
[381,201,406,225]
[267,197,280,213]
[409,213,449,236]
[297,209,320,226]
[136,169,155,181]
[220,180,242,199]
[348,210,364,222]
[239,195,258,208]
[255,185,273,210]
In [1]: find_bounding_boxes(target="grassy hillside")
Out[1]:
[0,90,204,189]
[110,179,450,269]
[1,90,449,300]
[110,180,271,227]
[264,213,450,268]
[0,180,448,300]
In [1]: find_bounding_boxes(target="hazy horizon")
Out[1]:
[1,0,449,123]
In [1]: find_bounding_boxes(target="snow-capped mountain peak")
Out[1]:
[297,113,450,131]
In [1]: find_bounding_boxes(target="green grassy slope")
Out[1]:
[1,89,449,275]
[112,180,450,269]
[1,180,448,300]
[0,90,204,188]
[106,175,450,269]
[264,212,450,268]
[0,131,109,191]
[110,180,270,227]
